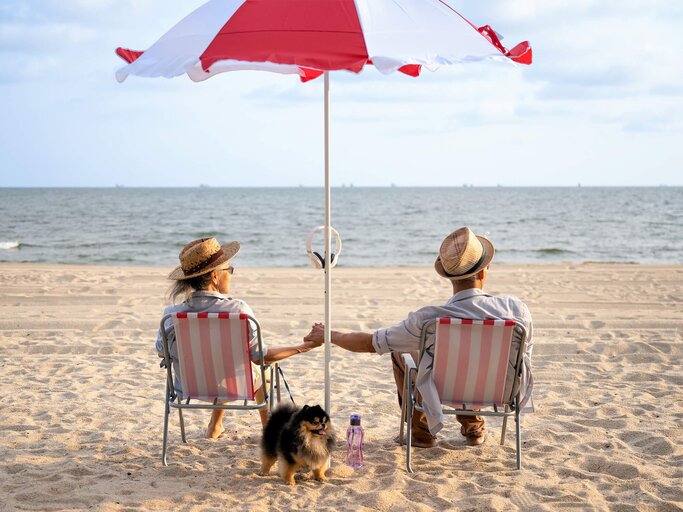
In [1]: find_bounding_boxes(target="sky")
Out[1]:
[1,0,682,187]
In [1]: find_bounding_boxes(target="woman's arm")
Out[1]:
[263,337,324,364]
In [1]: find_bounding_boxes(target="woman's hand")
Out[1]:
[303,322,325,346]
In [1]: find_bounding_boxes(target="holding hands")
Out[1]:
[304,323,375,353]
[304,322,325,346]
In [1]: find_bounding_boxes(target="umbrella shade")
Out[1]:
[116,0,531,83]
[115,0,531,413]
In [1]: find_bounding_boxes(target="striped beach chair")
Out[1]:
[400,318,529,472]
[159,312,272,465]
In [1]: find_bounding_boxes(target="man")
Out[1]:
[305,227,533,447]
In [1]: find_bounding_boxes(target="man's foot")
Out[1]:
[412,437,437,448]
[466,434,486,446]
[206,423,225,439]
[394,434,437,448]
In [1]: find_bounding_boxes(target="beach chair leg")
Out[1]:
[501,405,509,446]
[162,398,170,466]
[177,398,186,443]
[268,365,275,413]
[515,397,522,470]
[399,366,409,447]
[405,386,414,474]
[276,364,282,404]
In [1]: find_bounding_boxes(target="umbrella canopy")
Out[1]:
[116,0,531,83]
[115,0,531,413]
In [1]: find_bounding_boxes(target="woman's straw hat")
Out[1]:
[434,227,495,280]
[168,237,240,280]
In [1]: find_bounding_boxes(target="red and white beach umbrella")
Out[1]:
[116,0,531,411]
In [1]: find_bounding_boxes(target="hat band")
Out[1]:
[443,246,487,278]
[183,248,224,276]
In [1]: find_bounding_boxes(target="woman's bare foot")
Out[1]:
[206,409,226,439]
[206,422,225,439]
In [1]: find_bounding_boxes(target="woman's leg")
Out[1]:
[207,379,270,437]
[207,409,226,439]
[255,386,269,427]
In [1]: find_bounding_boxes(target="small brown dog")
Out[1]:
[260,404,335,485]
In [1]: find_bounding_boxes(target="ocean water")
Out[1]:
[1,187,681,267]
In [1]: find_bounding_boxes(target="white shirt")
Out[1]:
[372,288,533,434]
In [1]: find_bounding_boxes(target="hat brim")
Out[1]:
[434,236,495,281]
[168,241,240,280]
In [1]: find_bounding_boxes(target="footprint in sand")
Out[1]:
[93,320,123,332]
[118,297,143,306]
[617,430,674,456]
[581,456,640,480]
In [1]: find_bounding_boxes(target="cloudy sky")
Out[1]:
[1,0,682,187]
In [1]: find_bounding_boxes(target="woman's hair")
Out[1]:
[168,272,214,303]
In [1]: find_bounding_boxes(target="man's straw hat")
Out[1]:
[434,227,495,280]
[168,237,240,280]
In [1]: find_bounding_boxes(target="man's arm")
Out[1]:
[304,323,376,353]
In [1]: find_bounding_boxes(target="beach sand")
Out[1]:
[1,263,682,511]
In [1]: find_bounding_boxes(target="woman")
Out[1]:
[156,237,321,439]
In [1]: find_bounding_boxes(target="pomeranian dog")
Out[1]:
[260,404,335,485]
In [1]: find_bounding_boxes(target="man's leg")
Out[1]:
[391,351,436,448]
[456,414,486,445]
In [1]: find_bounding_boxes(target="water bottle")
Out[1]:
[346,414,364,469]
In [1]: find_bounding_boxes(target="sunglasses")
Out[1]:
[222,266,235,275]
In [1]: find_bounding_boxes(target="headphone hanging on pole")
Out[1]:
[306,226,342,269]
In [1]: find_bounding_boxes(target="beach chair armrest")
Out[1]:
[402,353,417,372]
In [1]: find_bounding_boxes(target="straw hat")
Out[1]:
[168,237,240,280]
[434,227,495,280]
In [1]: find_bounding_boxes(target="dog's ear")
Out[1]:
[302,405,309,411]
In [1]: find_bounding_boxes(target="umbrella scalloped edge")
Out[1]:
[477,25,532,65]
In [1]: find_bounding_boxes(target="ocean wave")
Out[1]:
[0,241,20,250]
[501,247,576,255]
[536,248,574,255]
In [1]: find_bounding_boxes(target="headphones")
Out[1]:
[306,226,342,269]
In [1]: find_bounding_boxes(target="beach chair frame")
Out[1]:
[159,312,278,465]
[400,318,528,472]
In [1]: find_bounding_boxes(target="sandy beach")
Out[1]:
[1,262,682,511]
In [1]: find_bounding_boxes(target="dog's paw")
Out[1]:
[312,469,328,482]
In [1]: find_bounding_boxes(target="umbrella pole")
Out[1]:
[323,71,331,414]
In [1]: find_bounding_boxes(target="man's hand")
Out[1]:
[303,322,325,346]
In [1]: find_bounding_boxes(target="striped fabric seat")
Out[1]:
[401,317,528,472]
[433,318,516,408]
[172,312,254,402]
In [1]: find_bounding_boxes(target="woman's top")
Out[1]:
[155,290,267,394]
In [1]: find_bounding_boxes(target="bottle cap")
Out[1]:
[350,414,361,426]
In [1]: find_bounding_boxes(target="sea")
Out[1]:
[1,187,681,267]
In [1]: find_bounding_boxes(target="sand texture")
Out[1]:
[1,263,682,511]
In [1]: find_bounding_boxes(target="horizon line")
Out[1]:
[1,184,681,189]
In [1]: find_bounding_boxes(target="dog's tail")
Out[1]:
[261,403,298,457]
